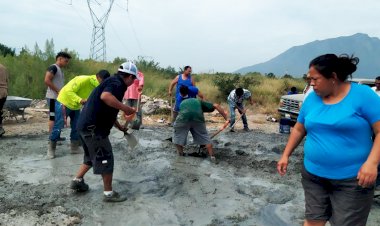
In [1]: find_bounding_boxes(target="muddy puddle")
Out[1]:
[1,126,380,225]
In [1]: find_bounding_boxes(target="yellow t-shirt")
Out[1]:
[57,75,99,110]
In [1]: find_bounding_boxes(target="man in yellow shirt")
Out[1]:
[47,70,110,159]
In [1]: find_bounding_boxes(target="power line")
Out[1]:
[115,1,128,11]
[70,3,91,28]
[126,12,144,55]
[53,0,72,5]
[107,21,132,56]
[114,0,144,55]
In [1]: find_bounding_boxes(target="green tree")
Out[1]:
[112,57,127,65]
[43,38,55,61]
[282,74,293,79]
[265,72,276,78]
[33,42,43,58]
[213,73,258,97]
[0,43,15,57]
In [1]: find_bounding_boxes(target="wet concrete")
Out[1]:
[1,126,380,225]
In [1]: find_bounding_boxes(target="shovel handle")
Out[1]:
[135,92,142,113]
[211,120,230,139]
[170,96,174,122]
[229,108,248,129]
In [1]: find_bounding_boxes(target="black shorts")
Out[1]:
[80,131,114,175]
[301,166,374,226]
[47,99,56,121]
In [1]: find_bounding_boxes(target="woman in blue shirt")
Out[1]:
[277,54,380,226]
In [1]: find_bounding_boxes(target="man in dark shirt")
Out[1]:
[69,62,139,202]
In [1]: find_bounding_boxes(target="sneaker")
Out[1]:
[243,127,251,132]
[69,179,89,192]
[103,191,127,202]
[229,128,235,132]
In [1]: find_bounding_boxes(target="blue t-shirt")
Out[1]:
[174,86,198,112]
[298,83,380,179]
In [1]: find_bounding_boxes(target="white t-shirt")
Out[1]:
[371,87,380,97]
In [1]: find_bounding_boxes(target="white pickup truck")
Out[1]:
[278,78,376,124]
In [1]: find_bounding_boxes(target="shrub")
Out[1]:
[212,73,259,97]
[0,40,307,115]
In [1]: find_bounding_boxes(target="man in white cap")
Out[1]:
[69,62,140,202]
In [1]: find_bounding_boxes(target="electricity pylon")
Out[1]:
[87,0,115,61]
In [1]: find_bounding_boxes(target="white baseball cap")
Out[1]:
[118,61,140,80]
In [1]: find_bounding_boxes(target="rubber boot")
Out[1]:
[70,140,82,154]
[47,141,56,159]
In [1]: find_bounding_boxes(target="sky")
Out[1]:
[1,0,380,73]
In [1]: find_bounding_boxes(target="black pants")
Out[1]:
[79,131,114,175]
[301,166,374,226]
[0,97,6,125]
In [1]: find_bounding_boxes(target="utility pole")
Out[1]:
[87,0,115,61]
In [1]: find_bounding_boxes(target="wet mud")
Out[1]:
[1,126,380,225]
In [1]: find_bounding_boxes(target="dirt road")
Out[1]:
[1,113,380,225]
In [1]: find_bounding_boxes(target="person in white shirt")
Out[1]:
[227,88,254,132]
[371,76,380,96]
[303,73,314,101]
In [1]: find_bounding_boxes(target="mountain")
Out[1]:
[236,33,380,78]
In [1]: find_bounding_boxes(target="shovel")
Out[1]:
[210,120,231,139]
[229,108,247,130]
[124,129,138,149]
[123,113,138,149]
[130,93,142,130]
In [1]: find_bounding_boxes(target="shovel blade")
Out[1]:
[125,133,138,149]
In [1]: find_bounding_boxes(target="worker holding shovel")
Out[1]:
[69,62,139,202]
[173,92,229,163]
[227,87,254,132]
[174,85,204,112]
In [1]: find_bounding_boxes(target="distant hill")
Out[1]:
[236,33,380,78]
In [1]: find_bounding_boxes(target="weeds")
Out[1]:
[0,41,306,115]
